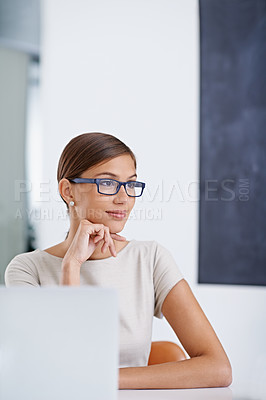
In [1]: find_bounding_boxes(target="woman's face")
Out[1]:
[70,154,137,233]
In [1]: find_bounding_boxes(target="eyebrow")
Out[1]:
[94,172,137,179]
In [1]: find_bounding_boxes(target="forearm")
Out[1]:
[119,355,232,389]
[60,260,81,286]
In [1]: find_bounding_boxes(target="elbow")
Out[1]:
[216,359,233,387]
[223,365,233,387]
[203,353,233,388]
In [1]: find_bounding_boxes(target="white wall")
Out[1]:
[39,1,266,398]
[0,47,28,283]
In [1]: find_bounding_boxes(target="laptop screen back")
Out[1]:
[0,286,119,400]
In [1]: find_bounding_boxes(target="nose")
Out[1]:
[115,183,129,201]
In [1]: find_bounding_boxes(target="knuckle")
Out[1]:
[80,219,90,227]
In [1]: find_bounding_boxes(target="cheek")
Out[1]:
[129,198,136,210]
[83,196,111,219]
[75,186,94,203]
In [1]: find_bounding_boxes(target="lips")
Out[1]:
[106,210,127,218]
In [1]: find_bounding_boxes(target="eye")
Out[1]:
[127,182,136,189]
[101,179,116,187]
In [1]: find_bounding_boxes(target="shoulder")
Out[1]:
[6,249,42,268]
[128,239,177,263]
[131,239,173,254]
[4,249,42,287]
[127,239,165,259]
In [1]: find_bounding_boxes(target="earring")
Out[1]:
[69,201,75,207]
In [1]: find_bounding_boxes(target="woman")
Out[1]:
[5,132,232,389]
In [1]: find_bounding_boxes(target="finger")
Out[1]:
[102,228,116,257]
[101,230,109,253]
[108,234,117,257]
[94,235,103,244]
[110,233,127,241]
[93,226,105,241]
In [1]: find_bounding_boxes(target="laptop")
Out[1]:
[0,285,119,400]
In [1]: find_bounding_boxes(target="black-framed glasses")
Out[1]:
[68,178,146,197]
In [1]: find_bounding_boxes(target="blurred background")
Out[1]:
[0,0,265,398]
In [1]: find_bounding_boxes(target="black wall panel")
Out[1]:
[199,0,266,285]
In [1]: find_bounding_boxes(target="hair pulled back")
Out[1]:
[57,132,137,209]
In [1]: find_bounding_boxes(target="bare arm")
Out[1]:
[60,260,81,286]
[119,279,232,389]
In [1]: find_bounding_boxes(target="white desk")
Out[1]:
[118,387,232,400]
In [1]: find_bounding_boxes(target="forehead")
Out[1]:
[83,154,136,177]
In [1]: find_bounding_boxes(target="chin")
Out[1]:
[106,219,127,232]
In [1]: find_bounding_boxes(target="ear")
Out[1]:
[58,178,74,205]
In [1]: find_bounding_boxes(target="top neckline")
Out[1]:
[37,239,135,263]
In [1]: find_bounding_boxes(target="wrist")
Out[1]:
[62,255,82,270]
[60,259,81,286]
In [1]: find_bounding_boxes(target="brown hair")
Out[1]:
[57,132,137,209]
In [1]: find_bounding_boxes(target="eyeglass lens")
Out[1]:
[98,179,142,196]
